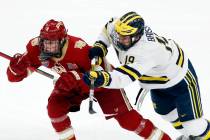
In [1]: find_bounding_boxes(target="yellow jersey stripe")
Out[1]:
[185,74,199,118]
[139,76,169,81]
[185,73,199,118]
[139,75,170,84]
[187,71,202,117]
[119,66,140,79]
[176,47,184,67]
[187,71,203,117]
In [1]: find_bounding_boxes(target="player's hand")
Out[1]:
[83,70,111,88]
[55,71,81,92]
[89,41,108,60]
[9,53,30,76]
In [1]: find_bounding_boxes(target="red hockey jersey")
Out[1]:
[7,35,91,78]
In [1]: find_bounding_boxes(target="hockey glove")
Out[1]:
[83,71,112,88]
[89,41,108,60]
[55,71,90,93]
[55,71,81,92]
[8,53,31,77]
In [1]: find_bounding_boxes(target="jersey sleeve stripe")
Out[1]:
[139,75,170,84]
[176,46,184,68]
[123,65,141,77]
[115,68,136,81]
[115,65,141,81]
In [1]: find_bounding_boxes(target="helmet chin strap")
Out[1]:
[131,34,141,45]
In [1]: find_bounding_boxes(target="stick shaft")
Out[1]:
[88,58,97,114]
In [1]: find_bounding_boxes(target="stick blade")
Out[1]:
[89,100,96,114]
[89,108,97,114]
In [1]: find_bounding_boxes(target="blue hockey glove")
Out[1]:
[89,41,108,60]
[83,71,111,88]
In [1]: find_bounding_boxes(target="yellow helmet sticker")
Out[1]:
[115,20,138,36]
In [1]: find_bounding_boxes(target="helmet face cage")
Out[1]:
[39,19,67,61]
[111,30,131,51]
[39,39,66,61]
[114,12,144,51]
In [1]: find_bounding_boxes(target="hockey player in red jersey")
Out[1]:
[7,19,171,140]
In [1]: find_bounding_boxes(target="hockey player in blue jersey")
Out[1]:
[83,11,210,139]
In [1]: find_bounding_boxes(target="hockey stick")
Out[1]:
[0,51,54,79]
[88,58,97,114]
[135,88,150,111]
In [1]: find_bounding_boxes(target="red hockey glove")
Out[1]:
[55,71,89,93]
[8,53,31,77]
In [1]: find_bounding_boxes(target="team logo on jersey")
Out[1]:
[51,63,67,74]
[74,40,86,49]
[67,63,78,70]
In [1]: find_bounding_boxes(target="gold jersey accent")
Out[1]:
[74,40,86,49]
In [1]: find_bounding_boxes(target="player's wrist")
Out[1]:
[101,71,111,87]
